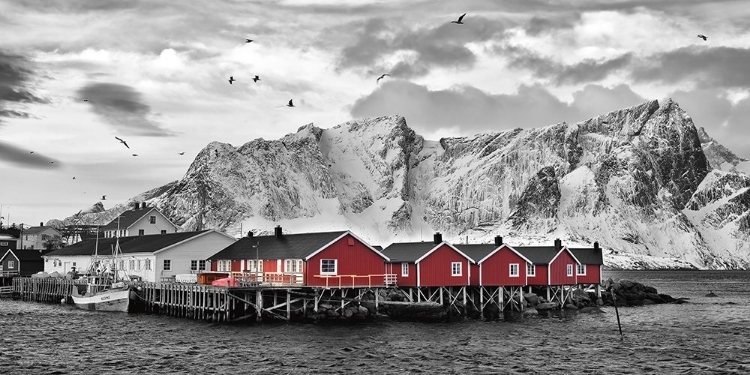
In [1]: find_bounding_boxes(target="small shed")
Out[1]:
[1,249,50,277]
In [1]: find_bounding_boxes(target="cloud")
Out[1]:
[0,140,61,169]
[77,82,173,136]
[350,81,647,135]
[336,16,512,78]
[632,46,750,89]
[0,51,48,123]
[524,14,581,36]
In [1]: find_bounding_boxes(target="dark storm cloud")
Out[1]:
[631,46,750,88]
[502,45,632,85]
[77,83,172,136]
[336,16,512,78]
[0,51,48,123]
[350,81,652,135]
[0,140,61,169]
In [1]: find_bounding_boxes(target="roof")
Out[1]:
[22,226,60,235]
[453,244,497,263]
[208,231,350,261]
[513,246,560,264]
[44,230,212,257]
[568,247,604,265]
[0,234,18,241]
[381,242,440,263]
[101,207,159,231]
[2,249,52,262]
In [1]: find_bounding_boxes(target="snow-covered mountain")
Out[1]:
[57,99,750,269]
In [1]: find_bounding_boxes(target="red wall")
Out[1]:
[305,234,387,287]
[417,244,470,287]
[576,264,601,284]
[390,262,417,287]
[470,263,480,286]
[526,265,548,286]
[549,250,578,285]
[479,247,527,286]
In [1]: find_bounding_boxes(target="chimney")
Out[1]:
[247,231,254,238]
[40,222,43,227]
[433,232,442,244]
[554,238,562,251]
[594,241,600,251]
[494,235,503,246]
[274,225,282,239]
[134,202,140,210]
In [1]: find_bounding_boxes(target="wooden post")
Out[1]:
[479,287,484,320]
[255,289,263,322]
[286,290,291,321]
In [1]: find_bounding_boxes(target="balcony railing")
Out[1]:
[313,274,398,288]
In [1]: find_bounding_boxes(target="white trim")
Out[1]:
[450,262,462,277]
[477,244,533,265]
[566,264,574,277]
[526,263,536,277]
[549,246,582,265]
[320,259,337,275]
[415,242,475,264]
[479,263,482,286]
[417,262,421,287]
[509,263,519,277]
[304,231,390,261]
[0,249,15,264]
[577,264,586,276]
[401,262,409,277]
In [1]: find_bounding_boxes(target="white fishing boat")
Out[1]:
[71,223,134,312]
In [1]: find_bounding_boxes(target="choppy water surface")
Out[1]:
[1,270,748,374]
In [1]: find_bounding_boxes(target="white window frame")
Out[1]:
[138,229,144,236]
[149,215,157,224]
[509,263,519,277]
[320,259,337,275]
[401,262,409,277]
[566,264,573,277]
[451,262,462,277]
[8,260,15,268]
[527,263,535,276]
[284,259,303,273]
[164,259,172,271]
[129,259,135,270]
[145,259,152,271]
[577,264,586,275]
[217,260,231,272]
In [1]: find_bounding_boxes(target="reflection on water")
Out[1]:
[1,270,749,374]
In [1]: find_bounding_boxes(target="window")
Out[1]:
[8,260,15,268]
[137,260,141,270]
[320,259,337,275]
[119,260,124,270]
[160,230,167,235]
[217,260,231,272]
[509,263,519,277]
[285,259,302,273]
[191,260,198,271]
[401,262,409,277]
[247,260,263,272]
[138,229,144,236]
[0,242,7,246]
[577,264,586,275]
[149,216,156,224]
[566,264,573,277]
[451,262,462,276]
[163,259,171,271]
[129,260,135,270]
[527,264,535,276]
[199,260,206,271]
[145,259,152,271]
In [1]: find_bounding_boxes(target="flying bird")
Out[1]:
[115,136,129,149]
[101,195,106,200]
[697,34,707,41]
[287,99,295,107]
[245,39,253,43]
[29,151,34,154]
[49,161,54,164]
[178,152,185,155]
[451,13,466,24]
[376,74,390,83]
[83,99,89,102]
[72,177,76,180]
[229,76,236,84]
[132,154,138,157]
[253,75,260,83]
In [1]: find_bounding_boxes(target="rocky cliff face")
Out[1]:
[60,100,750,269]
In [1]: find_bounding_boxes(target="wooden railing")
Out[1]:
[1,271,20,277]
[229,272,304,287]
[313,274,398,288]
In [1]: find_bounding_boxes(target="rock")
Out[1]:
[536,302,558,310]
[524,293,540,306]
[579,306,603,314]
[563,303,578,310]
[645,293,664,303]
[319,303,333,310]
[705,291,718,297]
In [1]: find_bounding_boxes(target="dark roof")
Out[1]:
[2,249,52,261]
[568,248,604,265]
[101,207,157,231]
[45,231,211,257]
[380,242,439,263]
[513,246,560,265]
[208,231,348,261]
[453,244,497,263]
[22,226,59,235]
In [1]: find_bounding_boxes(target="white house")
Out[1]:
[43,230,236,282]
[102,202,179,238]
[19,224,63,250]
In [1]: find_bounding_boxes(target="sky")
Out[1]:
[2,0,750,228]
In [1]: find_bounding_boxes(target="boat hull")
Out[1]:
[71,287,132,313]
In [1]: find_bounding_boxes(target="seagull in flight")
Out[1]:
[83,99,89,102]
[229,76,236,84]
[72,177,76,180]
[115,136,129,149]
[178,152,185,155]
[376,74,390,83]
[29,151,34,154]
[101,195,106,200]
[245,39,253,43]
[697,34,707,41]
[132,153,138,157]
[287,99,295,107]
[253,75,260,83]
[451,13,466,24]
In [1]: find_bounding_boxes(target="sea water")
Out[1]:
[1,270,748,374]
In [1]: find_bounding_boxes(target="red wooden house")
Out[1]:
[568,242,604,285]
[1,249,51,277]
[206,227,392,288]
[457,236,533,287]
[515,239,581,286]
[381,233,474,287]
